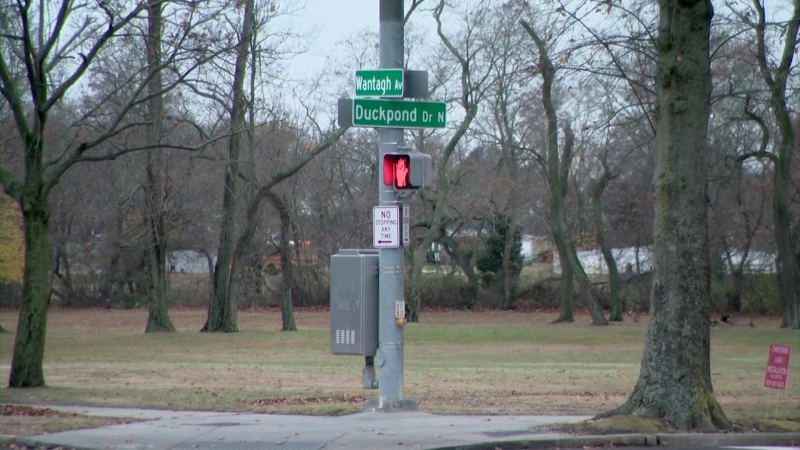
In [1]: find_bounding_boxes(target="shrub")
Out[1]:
[512,278,561,310]
[476,215,523,286]
[406,273,470,309]
[169,273,212,308]
[741,274,782,314]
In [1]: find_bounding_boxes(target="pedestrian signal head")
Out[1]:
[383,153,432,191]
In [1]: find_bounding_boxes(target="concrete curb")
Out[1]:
[656,431,800,447]
[428,432,800,450]
[429,433,649,450]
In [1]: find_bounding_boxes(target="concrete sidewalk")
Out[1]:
[3,405,590,450]
[2,405,799,450]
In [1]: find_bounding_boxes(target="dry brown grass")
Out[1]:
[0,308,797,425]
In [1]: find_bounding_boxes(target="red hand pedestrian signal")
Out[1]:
[383,154,411,189]
[394,156,409,188]
[383,152,432,191]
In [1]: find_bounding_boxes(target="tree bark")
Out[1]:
[601,0,729,430]
[408,264,422,323]
[144,0,175,333]
[53,242,78,306]
[500,216,517,310]
[592,175,623,321]
[9,191,50,387]
[202,0,256,333]
[268,192,297,331]
[552,230,575,323]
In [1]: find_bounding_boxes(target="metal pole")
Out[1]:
[376,0,408,410]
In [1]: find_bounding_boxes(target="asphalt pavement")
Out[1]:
[1,405,798,450]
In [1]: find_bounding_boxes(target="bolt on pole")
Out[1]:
[376,0,409,411]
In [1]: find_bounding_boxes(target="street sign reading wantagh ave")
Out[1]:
[355,69,404,97]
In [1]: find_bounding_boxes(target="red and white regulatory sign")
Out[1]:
[764,344,792,390]
[373,206,400,248]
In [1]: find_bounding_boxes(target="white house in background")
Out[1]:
[428,233,544,263]
[553,247,653,275]
[168,250,215,274]
[553,247,777,275]
[721,250,776,274]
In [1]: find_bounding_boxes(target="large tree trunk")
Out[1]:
[268,192,297,331]
[9,191,50,387]
[202,0,255,333]
[53,242,78,307]
[775,155,799,328]
[592,175,623,321]
[566,237,609,325]
[500,215,517,310]
[143,0,175,333]
[551,131,608,326]
[602,0,729,430]
[143,147,174,332]
[407,262,422,323]
[552,230,575,323]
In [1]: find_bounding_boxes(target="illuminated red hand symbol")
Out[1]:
[395,158,409,188]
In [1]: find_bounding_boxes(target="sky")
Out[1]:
[284,0,380,80]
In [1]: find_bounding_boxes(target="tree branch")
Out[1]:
[41,3,149,113]
[404,0,426,24]
[730,96,771,163]
[251,127,348,203]
[751,0,776,89]
[38,0,73,67]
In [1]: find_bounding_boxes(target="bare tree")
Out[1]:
[520,11,608,326]
[735,0,800,328]
[143,0,176,333]
[201,0,257,332]
[406,0,495,321]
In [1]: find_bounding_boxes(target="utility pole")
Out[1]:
[332,0,441,412]
[376,0,407,410]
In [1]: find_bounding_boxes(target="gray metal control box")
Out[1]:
[330,249,379,356]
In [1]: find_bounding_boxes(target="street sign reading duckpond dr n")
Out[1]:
[352,98,446,129]
[355,69,404,97]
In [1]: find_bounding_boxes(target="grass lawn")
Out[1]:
[0,308,797,427]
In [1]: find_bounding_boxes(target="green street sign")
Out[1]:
[352,98,446,129]
[355,69,404,97]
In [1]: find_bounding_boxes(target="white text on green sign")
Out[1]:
[355,69,404,97]
[352,99,446,129]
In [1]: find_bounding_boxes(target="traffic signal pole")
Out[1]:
[375,0,410,410]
